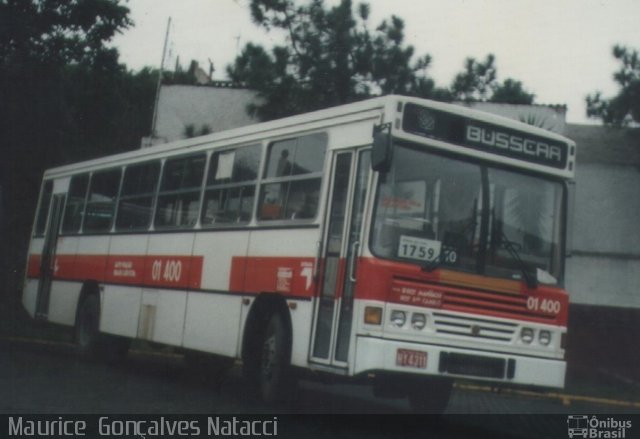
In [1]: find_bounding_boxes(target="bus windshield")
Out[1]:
[370,143,565,285]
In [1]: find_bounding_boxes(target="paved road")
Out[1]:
[1,337,638,438]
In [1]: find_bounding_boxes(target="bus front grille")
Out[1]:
[432,312,518,343]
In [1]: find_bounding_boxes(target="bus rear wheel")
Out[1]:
[407,377,453,413]
[74,294,129,361]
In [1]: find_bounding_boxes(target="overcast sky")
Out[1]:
[111,0,640,124]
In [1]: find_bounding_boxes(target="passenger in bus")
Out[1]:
[276,149,292,177]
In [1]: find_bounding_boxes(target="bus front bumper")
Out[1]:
[354,336,566,388]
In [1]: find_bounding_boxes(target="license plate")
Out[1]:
[396,349,427,369]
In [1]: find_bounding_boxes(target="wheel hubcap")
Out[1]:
[262,335,277,381]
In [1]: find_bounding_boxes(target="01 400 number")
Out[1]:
[151,259,183,283]
[526,297,561,315]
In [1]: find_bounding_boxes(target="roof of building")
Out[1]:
[566,124,640,166]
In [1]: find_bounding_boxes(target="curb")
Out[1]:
[455,382,640,409]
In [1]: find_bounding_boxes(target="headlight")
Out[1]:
[539,330,552,346]
[520,327,534,344]
[390,310,406,327]
[411,313,427,330]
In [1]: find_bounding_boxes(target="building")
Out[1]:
[563,124,640,379]
[148,83,259,145]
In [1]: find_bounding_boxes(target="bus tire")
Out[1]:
[259,313,293,403]
[407,377,453,414]
[75,294,101,358]
[74,293,129,362]
[244,312,293,404]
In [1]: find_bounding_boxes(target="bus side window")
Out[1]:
[34,180,54,236]
[83,168,122,233]
[116,161,160,231]
[61,174,89,234]
[155,154,206,229]
[202,144,261,226]
[258,133,326,221]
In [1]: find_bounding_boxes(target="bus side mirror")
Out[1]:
[371,122,393,173]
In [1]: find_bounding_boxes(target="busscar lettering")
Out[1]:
[466,125,563,164]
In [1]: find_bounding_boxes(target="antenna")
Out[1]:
[235,34,241,57]
[149,17,172,143]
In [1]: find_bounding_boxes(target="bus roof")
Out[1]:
[43,95,575,179]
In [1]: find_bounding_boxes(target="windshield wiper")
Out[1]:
[497,230,538,289]
[421,254,442,272]
[421,244,459,272]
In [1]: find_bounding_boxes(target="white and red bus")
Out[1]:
[23,95,575,411]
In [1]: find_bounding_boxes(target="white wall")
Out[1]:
[565,163,640,307]
[154,85,258,143]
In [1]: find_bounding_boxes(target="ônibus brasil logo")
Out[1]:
[567,415,632,438]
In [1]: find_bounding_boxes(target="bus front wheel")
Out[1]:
[245,312,294,404]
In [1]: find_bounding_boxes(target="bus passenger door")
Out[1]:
[35,194,65,320]
[311,148,371,367]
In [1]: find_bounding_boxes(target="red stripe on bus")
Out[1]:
[28,252,567,325]
[27,254,41,278]
[230,256,317,297]
[27,254,204,289]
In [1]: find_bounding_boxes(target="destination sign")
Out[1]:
[402,103,569,169]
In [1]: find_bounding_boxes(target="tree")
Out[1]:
[451,54,497,102]
[0,0,135,179]
[0,0,132,67]
[451,54,534,104]
[491,78,535,105]
[0,1,154,298]
[227,0,449,120]
[586,45,640,125]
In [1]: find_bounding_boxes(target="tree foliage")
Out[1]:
[0,0,132,67]
[227,0,450,120]
[451,54,534,104]
[587,45,640,125]
[451,54,497,102]
[228,0,536,120]
[0,0,155,287]
[491,78,535,105]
